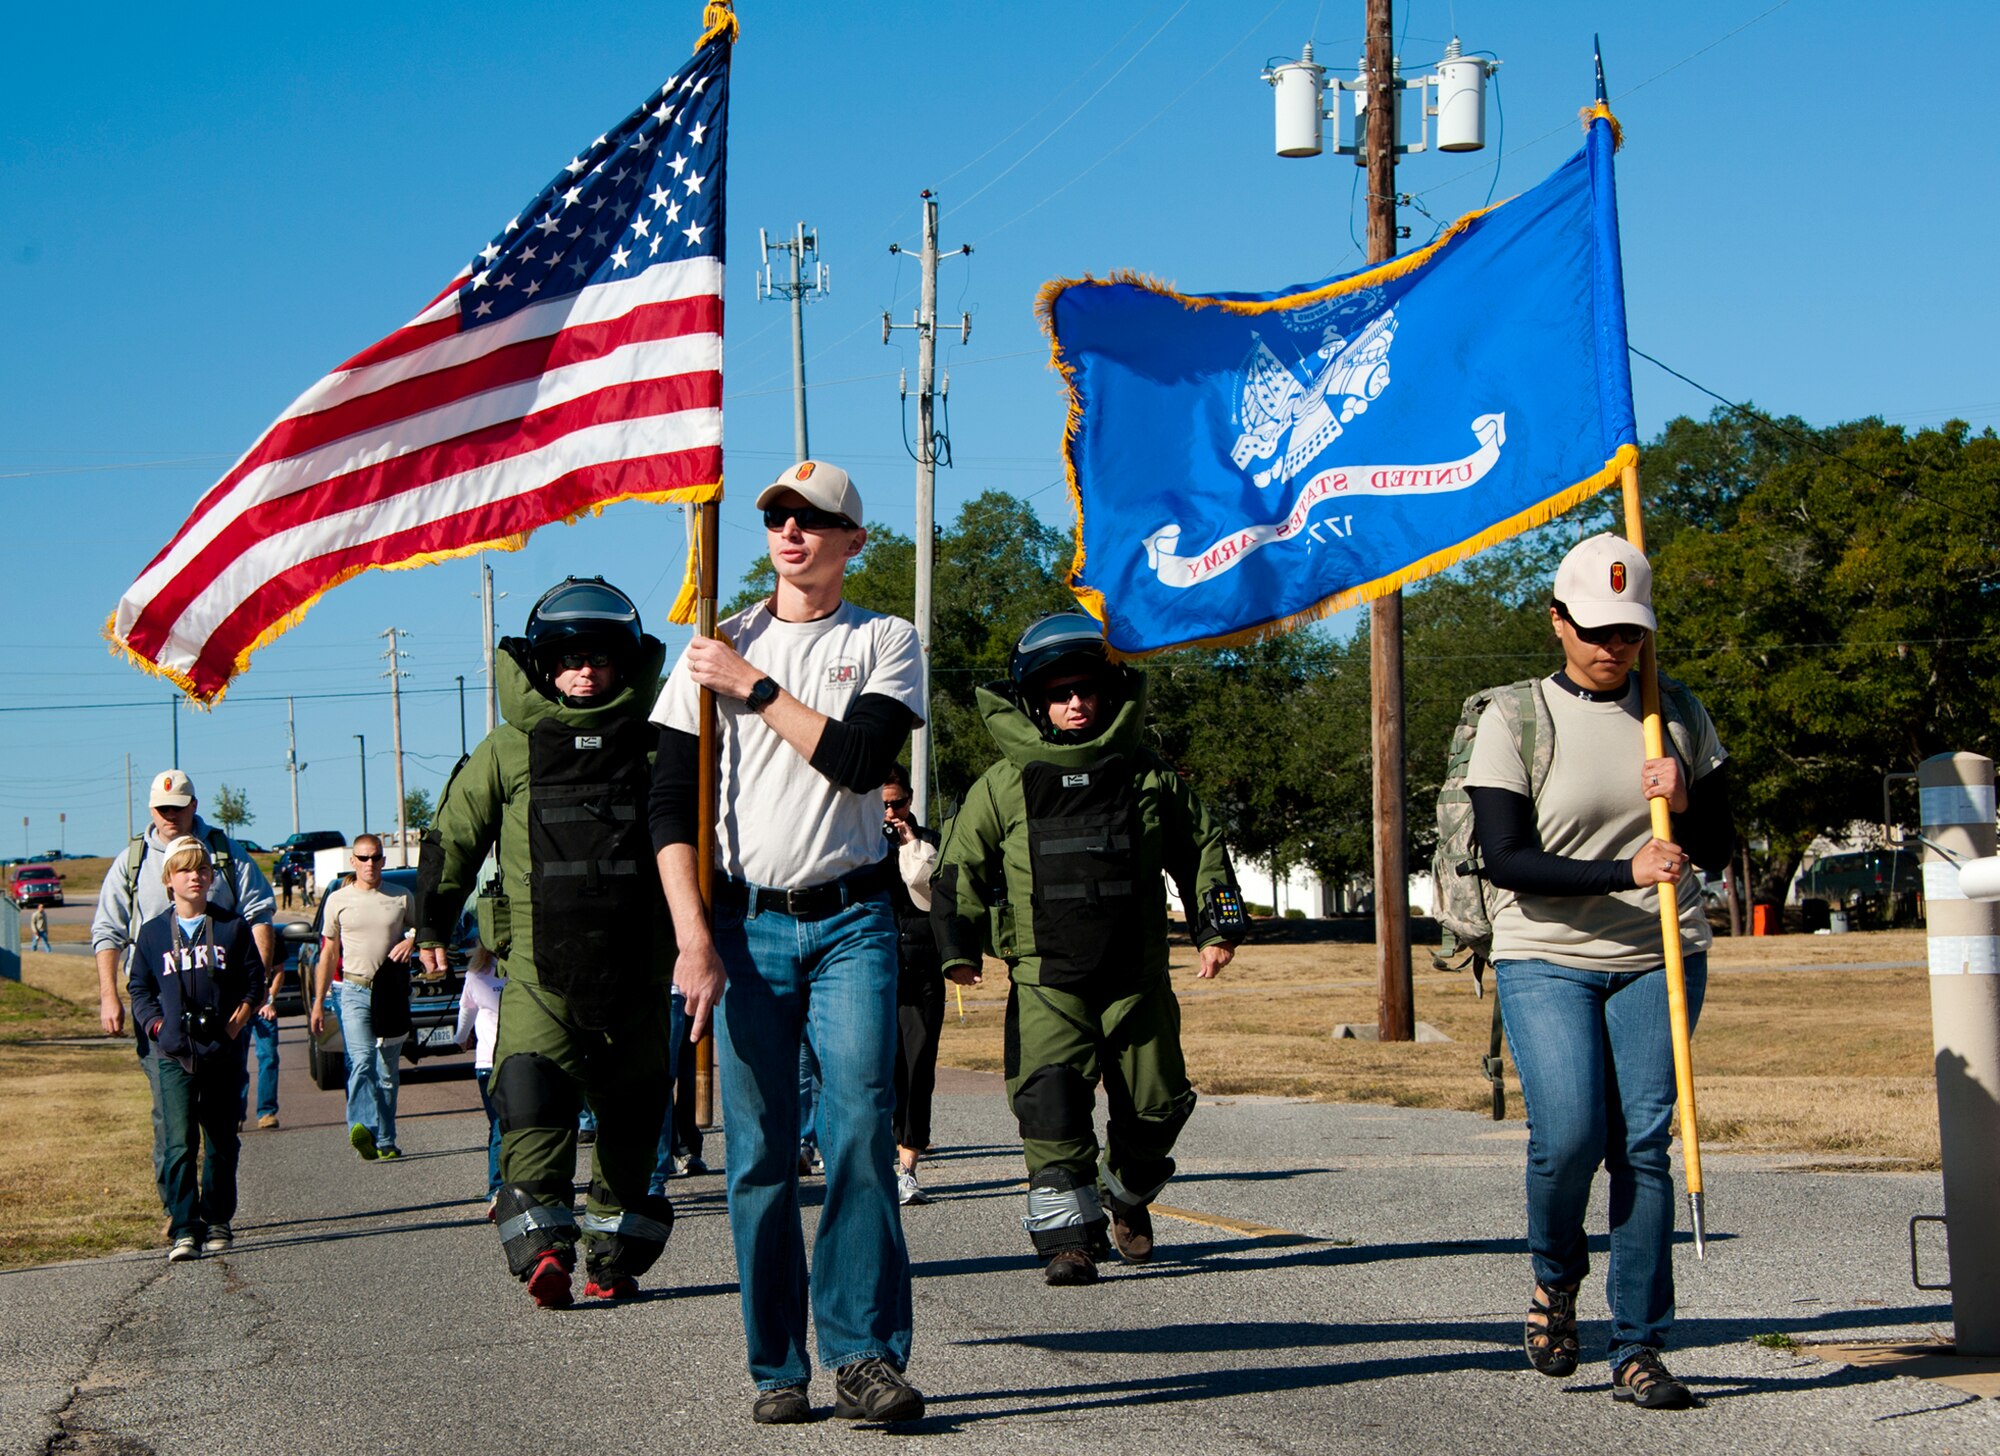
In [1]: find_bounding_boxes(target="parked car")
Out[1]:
[1795,848,1922,926]
[281,830,348,855]
[297,867,475,1091]
[10,864,63,908]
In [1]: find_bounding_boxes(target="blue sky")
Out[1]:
[5,0,1996,856]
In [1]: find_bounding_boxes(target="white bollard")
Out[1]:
[1917,752,2000,1354]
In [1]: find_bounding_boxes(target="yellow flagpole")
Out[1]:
[1620,461,1707,1258]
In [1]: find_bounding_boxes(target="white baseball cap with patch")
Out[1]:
[755,460,863,525]
[149,769,196,808]
[1553,533,1656,631]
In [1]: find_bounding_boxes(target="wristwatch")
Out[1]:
[745,676,779,713]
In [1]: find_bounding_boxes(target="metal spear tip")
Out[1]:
[1593,35,1608,104]
[1689,1190,1708,1261]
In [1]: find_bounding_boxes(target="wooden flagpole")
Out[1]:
[1620,462,1707,1258]
[692,498,720,1126]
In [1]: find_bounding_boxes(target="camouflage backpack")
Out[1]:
[1430,673,1701,1115]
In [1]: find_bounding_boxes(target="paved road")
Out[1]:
[2,1020,1991,1454]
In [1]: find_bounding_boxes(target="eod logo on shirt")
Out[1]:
[826,659,861,686]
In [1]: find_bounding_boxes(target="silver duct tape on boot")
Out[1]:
[1022,1180,1104,1235]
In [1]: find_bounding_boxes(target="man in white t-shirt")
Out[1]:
[311,834,416,1161]
[651,460,926,1427]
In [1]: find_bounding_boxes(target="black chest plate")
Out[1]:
[1021,754,1139,987]
[526,716,660,1029]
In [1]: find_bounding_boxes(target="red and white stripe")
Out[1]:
[112,256,723,701]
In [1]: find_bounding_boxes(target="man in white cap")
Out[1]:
[650,460,927,1425]
[93,769,281,1180]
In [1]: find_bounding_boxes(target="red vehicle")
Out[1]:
[10,864,63,908]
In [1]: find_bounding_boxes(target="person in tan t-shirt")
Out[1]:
[1464,534,1732,1412]
[310,835,416,1161]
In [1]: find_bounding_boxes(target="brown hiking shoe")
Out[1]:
[1108,1199,1154,1263]
[1044,1247,1099,1286]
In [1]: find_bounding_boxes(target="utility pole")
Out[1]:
[884,190,971,823]
[479,560,502,734]
[758,223,829,462]
[382,628,411,866]
[286,696,303,837]
[125,753,134,842]
[170,696,180,769]
[1364,0,1414,1042]
[354,734,367,835]
[455,675,467,756]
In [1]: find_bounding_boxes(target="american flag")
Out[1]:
[110,29,731,703]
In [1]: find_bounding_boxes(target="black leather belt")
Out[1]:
[715,860,894,921]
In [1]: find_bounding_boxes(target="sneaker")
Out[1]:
[485,1194,500,1223]
[200,1224,233,1255]
[751,1385,812,1425]
[526,1250,574,1309]
[896,1167,929,1206]
[375,1145,402,1160]
[682,1154,710,1176]
[831,1357,925,1422]
[584,1274,639,1300]
[349,1124,378,1161]
[167,1236,200,1263]
[257,1113,280,1130]
[1044,1247,1099,1286]
[1107,1197,1154,1264]
[798,1144,823,1177]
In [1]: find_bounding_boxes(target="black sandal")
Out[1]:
[1612,1349,1695,1410]
[1524,1283,1579,1377]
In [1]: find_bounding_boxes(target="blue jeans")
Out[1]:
[474,1068,502,1197]
[712,893,911,1389]
[249,1014,280,1120]
[335,981,404,1152]
[1496,953,1708,1373]
[799,1039,822,1154]
[648,990,689,1197]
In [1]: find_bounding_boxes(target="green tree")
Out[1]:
[403,787,435,832]
[212,784,254,834]
[1653,414,2000,896]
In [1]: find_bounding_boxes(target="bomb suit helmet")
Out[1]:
[524,577,642,683]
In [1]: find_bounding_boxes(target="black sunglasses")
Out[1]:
[763,505,856,532]
[353,852,383,863]
[1567,619,1648,647]
[882,797,912,812]
[557,649,615,670]
[1042,677,1103,705]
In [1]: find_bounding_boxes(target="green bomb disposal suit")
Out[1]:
[417,635,677,1292]
[932,671,1237,1258]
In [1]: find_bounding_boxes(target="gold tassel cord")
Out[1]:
[697,0,738,49]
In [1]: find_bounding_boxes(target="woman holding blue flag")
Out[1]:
[1463,534,1732,1411]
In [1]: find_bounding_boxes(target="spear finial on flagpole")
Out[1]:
[1594,34,1608,104]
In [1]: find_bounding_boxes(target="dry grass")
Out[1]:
[0,954,158,1268]
[936,925,1944,1169]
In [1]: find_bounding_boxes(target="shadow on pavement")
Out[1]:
[908,1308,1950,1429]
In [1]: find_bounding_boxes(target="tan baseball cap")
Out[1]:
[1554,533,1656,630]
[149,769,196,808]
[755,460,863,525]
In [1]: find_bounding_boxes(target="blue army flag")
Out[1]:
[1040,107,1636,655]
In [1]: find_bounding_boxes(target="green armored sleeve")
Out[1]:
[417,737,504,946]
[1159,763,1238,947]
[932,773,1003,971]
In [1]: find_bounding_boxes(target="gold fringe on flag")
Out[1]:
[1580,102,1624,150]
